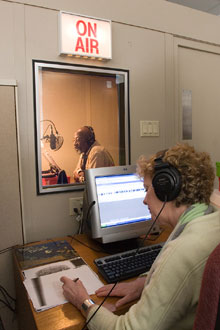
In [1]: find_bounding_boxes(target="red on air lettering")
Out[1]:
[76,20,97,38]
[88,22,97,38]
[85,38,89,53]
[90,39,99,54]
[75,37,85,52]
[75,20,99,55]
[75,37,99,54]
[76,20,87,36]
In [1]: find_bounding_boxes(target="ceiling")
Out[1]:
[166,0,220,15]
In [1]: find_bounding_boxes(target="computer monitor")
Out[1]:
[83,165,158,244]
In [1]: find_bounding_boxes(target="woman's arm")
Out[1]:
[60,276,95,317]
[60,275,146,317]
[95,277,146,308]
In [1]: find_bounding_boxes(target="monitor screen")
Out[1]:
[84,165,154,244]
[96,173,150,228]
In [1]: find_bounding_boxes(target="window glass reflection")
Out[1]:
[34,61,129,193]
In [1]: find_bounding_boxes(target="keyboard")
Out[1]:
[94,242,164,283]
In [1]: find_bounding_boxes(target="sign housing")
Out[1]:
[59,11,112,60]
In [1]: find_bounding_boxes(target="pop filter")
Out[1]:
[52,135,64,151]
[50,129,57,150]
[41,120,64,151]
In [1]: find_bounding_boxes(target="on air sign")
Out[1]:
[59,12,112,60]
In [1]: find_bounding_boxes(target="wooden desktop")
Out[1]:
[13,226,171,330]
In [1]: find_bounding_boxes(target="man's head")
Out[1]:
[73,126,95,153]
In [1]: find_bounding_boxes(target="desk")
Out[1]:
[13,226,171,330]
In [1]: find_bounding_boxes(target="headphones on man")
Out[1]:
[85,126,95,145]
[152,155,181,202]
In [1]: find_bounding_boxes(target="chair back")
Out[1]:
[193,243,220,330]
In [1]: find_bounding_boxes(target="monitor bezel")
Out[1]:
[84,165,154,243]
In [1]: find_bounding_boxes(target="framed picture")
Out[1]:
[33,60,130,194]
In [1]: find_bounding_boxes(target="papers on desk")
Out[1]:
[23,257,103,312]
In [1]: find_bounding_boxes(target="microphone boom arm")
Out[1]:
[42,150,61,174]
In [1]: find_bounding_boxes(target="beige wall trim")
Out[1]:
[1,0,57,11]
[14,85,26,243]
[174,37,220,143]
[0,80,26,243]
[3,0,220,47]
[0,79,17,86]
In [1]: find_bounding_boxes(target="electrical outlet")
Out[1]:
[69,197,83,216]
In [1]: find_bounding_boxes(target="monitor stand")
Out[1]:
[97,237,146,255]
[94,224,162,255]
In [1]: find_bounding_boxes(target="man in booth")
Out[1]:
[73,126,115,182]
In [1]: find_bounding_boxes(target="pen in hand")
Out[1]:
[73,277,79,283]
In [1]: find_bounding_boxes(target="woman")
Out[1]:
[61,143,220,330]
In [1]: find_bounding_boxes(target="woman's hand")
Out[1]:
[95,276,146,308]
[60,276,90,310]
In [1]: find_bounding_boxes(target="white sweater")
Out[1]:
[87,208,220,330]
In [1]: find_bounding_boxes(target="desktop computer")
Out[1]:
[82,165,160,245]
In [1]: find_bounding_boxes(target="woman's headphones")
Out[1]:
[152,155,181,202]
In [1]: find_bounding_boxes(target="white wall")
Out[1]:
[1,1,220,327]
[0,0,167,244]
[1,0,220,250]
[1,0,220,249]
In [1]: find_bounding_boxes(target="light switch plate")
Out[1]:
[140,120,159,136]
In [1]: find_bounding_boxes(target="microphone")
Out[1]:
[49,126,57,150]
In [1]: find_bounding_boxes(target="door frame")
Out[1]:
[0,80,25,243]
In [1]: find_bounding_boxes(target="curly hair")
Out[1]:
[137,143,215,207]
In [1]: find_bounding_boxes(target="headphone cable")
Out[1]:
[135,197,167,255]
[81,281,117,330]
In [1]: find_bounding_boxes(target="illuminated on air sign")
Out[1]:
[59,11,112,60]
